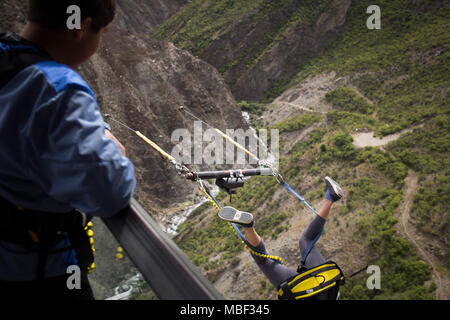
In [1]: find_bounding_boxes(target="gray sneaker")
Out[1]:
[325,176,344,202]
[218,206,254,227]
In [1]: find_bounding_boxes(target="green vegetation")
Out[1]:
[292,3,449,296]
[357,147,408,188]
[411,175,450,250]
[388,115,449,249]
[342,177,434,300]
[266,78,292,101]
[326,111,385,134]
[295,0,449,136]
[152,0,266,55]
[237,100,266,116]
[227,176,277,213]
[290,128,327,157]
[152,0,296,59]
[257,211,291,240]
[273,114,322,133]
[282,130,431,299]
[280,128,327,180]
[321,131,358,161]
[326,87,373,114]
[177,212,243,275]
[389,115,450,174]
[152,0,335,98]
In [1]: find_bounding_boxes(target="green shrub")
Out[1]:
[273,114,322,133]
[320,131,357,161]
[238,100,267,116]
[389,115,450,174]
[326,111,384,134]
[411,175,450,245]
[258,211,290,239]
[357,147,408,187]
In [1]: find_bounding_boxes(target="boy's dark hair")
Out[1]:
[28,0,116,32]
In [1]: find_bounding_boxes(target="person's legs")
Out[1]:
[299,211,327,269]
[299,176,344,268]
[242,228,298,288]
[218,207,297,288]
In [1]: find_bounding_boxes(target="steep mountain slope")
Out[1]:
[0,0,249,298]
[152,0,352,101]
[173,0,449,300]
[115,0,188,34]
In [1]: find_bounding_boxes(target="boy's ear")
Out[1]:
[74,17,93,41]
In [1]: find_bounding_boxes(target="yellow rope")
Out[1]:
[121,118,284,264]
[214,128,258,160]
[199,186,284,265]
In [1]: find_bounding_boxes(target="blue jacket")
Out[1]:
[0,33,136,281]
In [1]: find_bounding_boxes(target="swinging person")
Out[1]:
[218,176,344,300]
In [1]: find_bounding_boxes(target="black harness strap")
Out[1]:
[0,196,94,279]
[0,32,51,90]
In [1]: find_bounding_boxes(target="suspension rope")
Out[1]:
[107,117,176,162]
[280,181,317,215]
[106,115,191,176]
[107,110,320,266]
[179,107,324,265]
[180,107,318,213]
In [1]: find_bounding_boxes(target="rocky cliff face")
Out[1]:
[230,0,352,101]
[115,0,188,34]
[153,0,352,101]
[81,23,247,218]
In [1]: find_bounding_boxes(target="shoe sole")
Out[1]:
[218,206,254,225]
[325,176,344,199]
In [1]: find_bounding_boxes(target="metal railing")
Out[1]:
[102,198,223,300]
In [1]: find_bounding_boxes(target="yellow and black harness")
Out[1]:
[278,261,345,300]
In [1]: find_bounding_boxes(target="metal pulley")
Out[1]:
[215,177,245,195]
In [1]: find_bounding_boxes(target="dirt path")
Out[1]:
[280,101,328,114]
[397,171,447,299]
